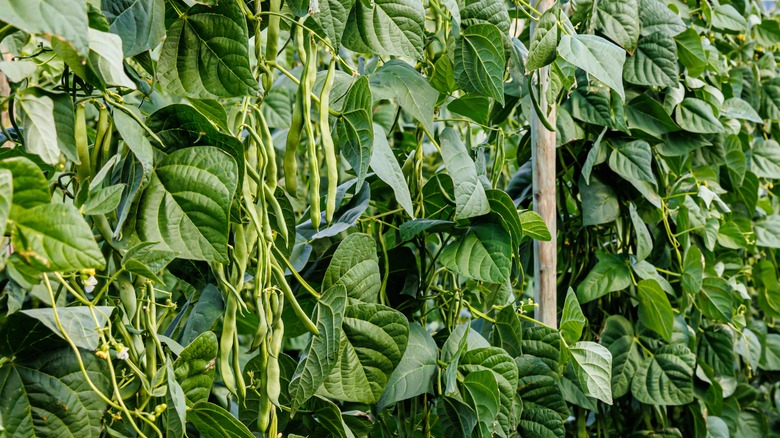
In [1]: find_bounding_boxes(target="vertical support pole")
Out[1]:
[530,0,557,328]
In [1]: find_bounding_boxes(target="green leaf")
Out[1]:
[576,253,631,303]
[447,94,491,125]
[13,203,105,272]
[0,169,12,238]
[722,98,763,123]
[453,24,506,105]
[755,215,780,248]
[179,285,223,347]
[342,0,426,59]
[761,334,780,371]
[608,140,655,185]
[370,124,414,218]
[486,190,523,249]
[519,210,552,241]
[165,359,186,438]
[718,221,748,250]
[102,0,165,57]
[137,147,238,263]
[698,326,735,377]
[675,98,723,133]
[458,0,510,32]
[337,76,374,187]
[458,347,519,437]
[463,370,501,433]
[309,0,357,47]
[440,128,490,220]
[311,396,352,438]
[84,29,136,89]
[439,222,512,283]
[639,0,685,37]
[711,5,747,32]
[185,98,230,132]
[637,279,674,342]
[580,174,620,226]
[526,5,560,71]
[121,242,176,285]
[82,184,124,215]
[377,322,438,410]
[320,303,409,403]
[761,77,780,121]
[751,139,780,179]
[626,94,679,137]
[631,344,695,406]
[21,306,113,351]
[674,28,707,75]
[438,396,478,438]
[518,408,565,438]
[369,60,438,134]
[723,135,746,188]
[623,32,678,87]
[600,315,641,398]
[289,285,347,414]
[682,246,703,295]
[557,34,626,100]
[699,278,733,322]
[173,331,218,406]
[0,348,110,437]
[491,306,523,358]
[158,1,260,98]
[569,342,613,405]
[0,60,36,83]
[522,327,561,371]
[595,0,639,52]
[187,401,254,438]
[515,355,569,416]
[629,204,652,261]
[0,0,88,56]
[17,87,78,165]
[560,289,587,345]
[322,233,380,302]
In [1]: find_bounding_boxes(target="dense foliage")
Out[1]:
[1,0,780,436]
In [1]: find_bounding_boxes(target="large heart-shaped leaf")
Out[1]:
[102,0,165,57]
[623,32,678,87]
[158,1,260,98]
[342,0,426,59]
[336,76,374,187]
[369,60,438,134]
[637,279,674,342]
[599,315,641,398]
[459,347,519,436]
[136,146,238,263]
[576,253,631,303]
[173,331,218,406]
[17,87,78,165]
[594,0,639,53]
[569,341,613,405]
[631,344,695,406]
[558,34,626,100]
[439,222,512,284]
[0,0,88,55]
[288,285,347,414]
[320,303,409,403]
[377,322,438,411]
[322,233,380,302]
[0,348,110,437]
[12,203,105,272]
[453,23,506,105]
[440,128,490,220]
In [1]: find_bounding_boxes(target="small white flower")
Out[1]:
[84,275,98,293]
[116,348,129,361]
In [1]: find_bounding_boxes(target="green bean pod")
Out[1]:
[255,108,278,191]
[284,86,304,196]
[219,293,238,395]
[74,103,91,182]
[303,38,320,229]
[319,59,338,223]
[257,337,271,432]
[264,184,289,244]
[271,263,318,335]
[91,106,110,176]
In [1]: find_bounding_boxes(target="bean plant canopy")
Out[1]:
[0,0,779,436]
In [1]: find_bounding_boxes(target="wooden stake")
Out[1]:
[530,0,558,328]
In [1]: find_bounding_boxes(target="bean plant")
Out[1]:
[0,0,779,437]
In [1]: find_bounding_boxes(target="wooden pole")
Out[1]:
[530,0,557,328]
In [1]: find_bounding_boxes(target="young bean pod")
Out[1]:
[319,59,338,223]
[304,39,321,229]
[74,103,91,182]
[219,293,238,395]
[91,105,110,176]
